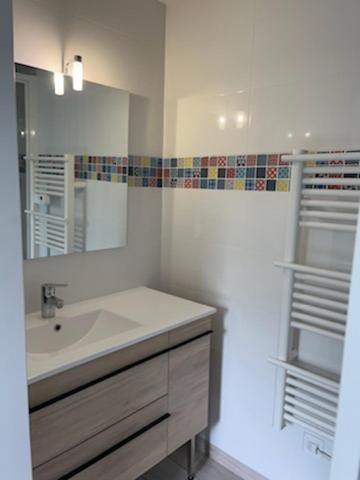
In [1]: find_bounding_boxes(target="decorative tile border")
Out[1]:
[162,152,360,191]
[128,156,163,188]
[75,156,128,183]
[163,154,291,191]
[73,151,360,191]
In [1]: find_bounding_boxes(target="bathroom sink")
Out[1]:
[27,310,141,354]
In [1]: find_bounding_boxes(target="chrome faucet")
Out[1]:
[41,283,68,319]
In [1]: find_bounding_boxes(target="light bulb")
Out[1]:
[72,55,83,92]
[54,72,64,96]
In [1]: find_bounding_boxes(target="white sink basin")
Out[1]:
[27,309,141,354]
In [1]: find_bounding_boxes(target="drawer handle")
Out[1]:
[58,413,170,480]
[31,330,213,414]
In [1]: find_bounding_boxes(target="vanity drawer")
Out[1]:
[31,353,168,468]
[29,333,168,409]
[62,416,168,480]
[33,396,169,480]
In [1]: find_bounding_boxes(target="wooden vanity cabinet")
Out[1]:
[31,354,168,467]
[29,317,212,480]
[168,334,211,454]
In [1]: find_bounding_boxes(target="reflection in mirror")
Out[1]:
[15,64,130,260]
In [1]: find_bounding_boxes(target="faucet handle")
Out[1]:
[42,283,68,298]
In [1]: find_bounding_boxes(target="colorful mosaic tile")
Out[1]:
[256,179,266,191]
[234,179,245,190]
[161,150,359,191]
[75,150,360,191]
[75,156,128,183]
[158,153,296,191]
[277,180,290,192]
[128,156,163,188]
[209,167,217,178]
[226,179,234,190]
[267,167,277,179]
[236,156,247,167]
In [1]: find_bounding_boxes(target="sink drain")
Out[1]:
[54,324,62,332]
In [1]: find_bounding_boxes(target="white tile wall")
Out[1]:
[161,189,334,480]
[252,0,360,89]
[163,1,360,479]
[174,91,250,158]
[164,0,360,157]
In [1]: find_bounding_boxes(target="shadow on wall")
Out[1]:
[163,97,178,157]
[167,302,227,471]
[160,190,227,443]
[204,306,226,446]
[163,282,227,446]
[209,307,226,429]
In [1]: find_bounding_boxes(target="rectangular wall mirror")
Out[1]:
[15,64,130,260]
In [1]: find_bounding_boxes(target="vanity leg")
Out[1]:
[187,437,196,480]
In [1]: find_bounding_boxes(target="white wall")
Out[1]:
[162,1,360,479]
[13,0,166,312]
[0,0,32,477]
[86,181,128,251]
[164,0,360,158]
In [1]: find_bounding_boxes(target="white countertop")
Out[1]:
[26,287,216,384]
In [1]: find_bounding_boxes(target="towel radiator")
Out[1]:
[270,151,360,441]
[25,155,75,258]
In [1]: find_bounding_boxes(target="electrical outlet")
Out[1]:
[303,432,325,456]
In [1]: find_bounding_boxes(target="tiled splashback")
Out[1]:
[74,152,360,191]
[75,155,164,187]
[75,156,128,183]
[163,154,290,191]
[126,153,290,191]
[128,156,163,188]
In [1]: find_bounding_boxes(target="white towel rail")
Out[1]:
[301,200,359,209]
[274,261,352,281]
[293,282,349,301]
[294,273,350,291]
[284,403,336,430]
[284,415,334,441]
[270,150,359,441]
[299,221,357,232]
[286,377,339,403]
[25,155,75,258]
[303,166,360,175]
[269,357,340,392]
[292,303,346,322]
[282,152,360,162]
[284,387,338,414]
[303,178,360,187]
[302,189,360,197]
[300,211,358,221]
[292,292,348,311]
